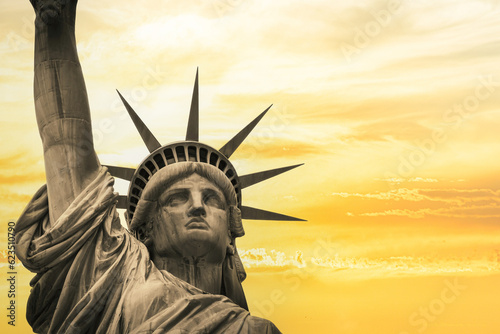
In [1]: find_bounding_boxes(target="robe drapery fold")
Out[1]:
[16,168,280,334]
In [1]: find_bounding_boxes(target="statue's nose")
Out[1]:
[188,193,206,217]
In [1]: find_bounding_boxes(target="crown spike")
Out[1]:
[219,105,272,158]
[240,164,304,189]
[104,165,136,181]
[117,90,161,153]
[186,68,199,141]
[241,206,306,221]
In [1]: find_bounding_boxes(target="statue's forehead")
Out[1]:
[160,173,226,198]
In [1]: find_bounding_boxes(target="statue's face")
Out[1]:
[151,173,230,262]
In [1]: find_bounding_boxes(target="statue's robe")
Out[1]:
[15,168,279,334]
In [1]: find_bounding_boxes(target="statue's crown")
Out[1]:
[107,69,304,224]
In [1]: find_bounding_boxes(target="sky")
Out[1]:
[1,0,500,333]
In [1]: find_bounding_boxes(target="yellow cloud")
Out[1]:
[333,187,500,205]
[240,248,306,269]
[360,204,500,219]
[241,247,500,279]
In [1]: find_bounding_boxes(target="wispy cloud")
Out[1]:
[360,204,500,219]
[333,188,426,201]
[311,253,500,277]
[239,248,306,269]
[334,187,500,219]
[333,188,500,204]
[375,177,440,183]
[239,247,500,278]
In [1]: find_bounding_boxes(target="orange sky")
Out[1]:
[1,1,500,333]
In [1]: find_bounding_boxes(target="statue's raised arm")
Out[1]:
[30,0,99,223]
[16,1,293,332]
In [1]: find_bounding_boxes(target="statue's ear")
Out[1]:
[131,200,158,246]
[135,221,153,247]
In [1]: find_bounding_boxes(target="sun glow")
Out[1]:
[2,1,500,333]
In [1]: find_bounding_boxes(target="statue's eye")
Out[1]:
[165,192,189,206]
[204,192,224,209]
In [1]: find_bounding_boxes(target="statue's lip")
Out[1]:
[185,218,208,229]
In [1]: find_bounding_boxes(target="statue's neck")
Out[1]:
[152,255,223,294]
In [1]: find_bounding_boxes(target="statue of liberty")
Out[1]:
[15,0,302,333]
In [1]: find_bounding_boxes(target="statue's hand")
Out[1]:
[29,0,73,25]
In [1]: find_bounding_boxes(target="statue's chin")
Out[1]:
[179,236,226,262]
[183,240,216,259]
